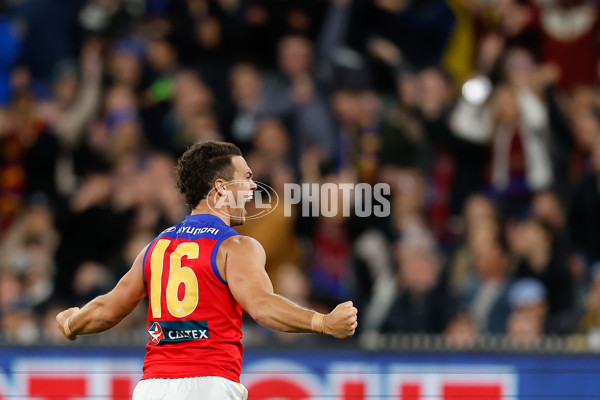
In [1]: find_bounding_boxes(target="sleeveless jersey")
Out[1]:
[141,214,243,382]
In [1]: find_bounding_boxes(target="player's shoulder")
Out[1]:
[221,235,265,257]
[134,243,152,264]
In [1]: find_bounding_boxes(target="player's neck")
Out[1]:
[191,201,231,226]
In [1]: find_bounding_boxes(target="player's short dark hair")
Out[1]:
[176,141,242,208]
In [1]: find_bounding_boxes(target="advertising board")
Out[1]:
[0,347,595,399]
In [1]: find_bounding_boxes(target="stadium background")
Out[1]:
[2,0,600,398]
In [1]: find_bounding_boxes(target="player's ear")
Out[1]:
[214,179,226,196]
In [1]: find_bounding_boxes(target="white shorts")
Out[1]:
[132,376,248,400]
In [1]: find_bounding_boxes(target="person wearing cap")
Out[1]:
[507,278,548,346]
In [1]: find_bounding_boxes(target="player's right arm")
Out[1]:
[220,236,357,338]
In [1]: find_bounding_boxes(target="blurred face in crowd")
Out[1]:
[124,232,155,265]
[186,112,221,142]
[445,313,478,348]
[332,90,363,126]
[145,154,186,223]
[11,66,31,94]
[21,205,54,238]
[504,48,535,88]
[396,72,420,107]
[196,17,222,50]
[332,90,383,127]
[419,68,454,117]
[73,261,112,301]
[278,36,314,78]
[464,195,496,231]
[148,40,177,72]
[286,8,312,33]
[12,241,53,287]
[0,272,22,312]
[398,248,439,295]
[103,86,140,157]
[508,309,543,345]
[492,86,520,124]
[359,91,384,125]
[274,263,310,306]
[109,50,142,88]
[1,309,38,343]
[522,220,546,250]
[230,63,262,109]
[520,220,553,270]
[497,3,534,37]
[515,299,548,323]
[148,154,177,187]
[186,0,210,19]
[573,109,600,151]
[5,94,35,134]
[110,122,142,159]
[532,191,565,231]
[53,74,78,108]
[174,71,214,116]
[253,119,290,160]
[471,229,506,280]
[392,172,426,225]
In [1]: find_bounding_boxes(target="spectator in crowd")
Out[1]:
[507,278,548,347]
[228,63,264,148]
[462,225,512,334]
[579,263,600,333]
[490,49,553,217]
[379,221,457,333]
[162,69,221,154]
[261,35,336,164]
[514,217,576,332]
[107,38,145,91]
[448,194,501,296]
[570,139,600,264]
[445,312,479,349]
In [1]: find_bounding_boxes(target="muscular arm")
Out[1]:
[220,236,357,338]
[56,245,148,340]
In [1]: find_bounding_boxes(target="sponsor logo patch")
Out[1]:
[147,320,210,346]
[148,322,164,345]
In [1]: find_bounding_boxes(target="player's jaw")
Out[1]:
[229,185,252,227]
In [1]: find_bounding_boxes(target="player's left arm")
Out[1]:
[223,236,357,338]
[56,245,149,340]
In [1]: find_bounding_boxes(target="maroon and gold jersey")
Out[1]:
[141,214,243,382]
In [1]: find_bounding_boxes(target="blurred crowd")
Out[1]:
[2,0,600,349]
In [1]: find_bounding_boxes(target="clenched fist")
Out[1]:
[56,307,80,340]
[324,301,358,339]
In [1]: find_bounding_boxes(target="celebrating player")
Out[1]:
[56,140,358,400]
